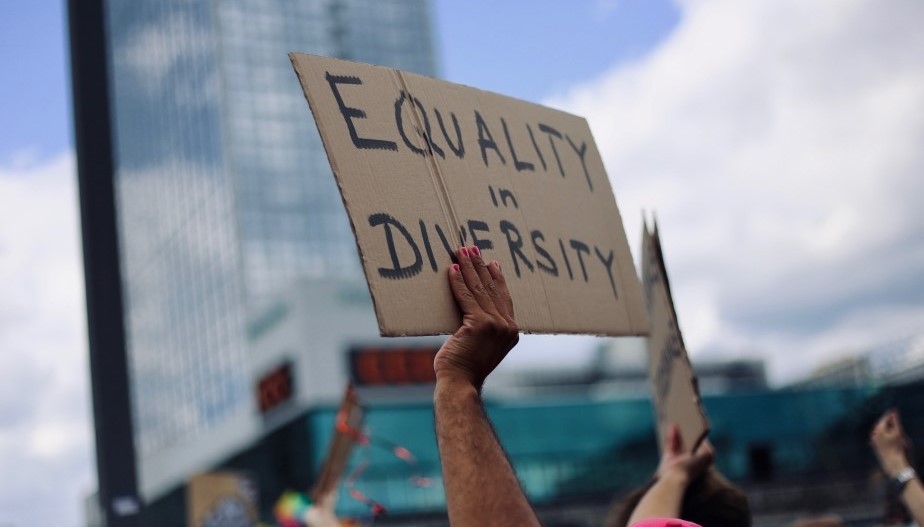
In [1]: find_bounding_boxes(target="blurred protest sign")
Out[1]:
[311,384,364,500]
[290,53,648,337]
[187,472,258,527]
[642,219,709,452]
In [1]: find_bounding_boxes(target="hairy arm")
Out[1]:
[435,377,539,526]
[433,246,540,527]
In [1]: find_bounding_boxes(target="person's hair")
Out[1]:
[606,469,751,527]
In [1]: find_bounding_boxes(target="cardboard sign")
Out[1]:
[642,220,709,453]
[310,384,364,500]
[290,53,648,336]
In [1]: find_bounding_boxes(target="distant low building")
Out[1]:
[794,333,924,388]
[491,337,768,398]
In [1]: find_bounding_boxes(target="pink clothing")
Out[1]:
[630,519,702,527]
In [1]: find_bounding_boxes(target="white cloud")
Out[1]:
[547,0,924,383]
[0,151,95,527]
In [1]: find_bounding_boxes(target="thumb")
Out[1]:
[690,443,715,473]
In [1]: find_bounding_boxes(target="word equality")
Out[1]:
[368,213,619,300]
[325,72,596,192]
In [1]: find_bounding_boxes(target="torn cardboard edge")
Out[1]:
[290,52,649,337]
[642,215,709,453]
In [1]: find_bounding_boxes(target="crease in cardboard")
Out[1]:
[484,93,554,328]
[289,53,650,337]
[390,70,461,249]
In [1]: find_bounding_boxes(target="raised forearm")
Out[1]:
[900,478,924,525]
[627,472,687,525]
[877,449,924,525]
[434,377,540,527]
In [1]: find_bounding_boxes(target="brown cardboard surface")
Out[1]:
[642,219,709,453]
[290,53,648,336]
[187,472,258,527]
[310,383,363,499]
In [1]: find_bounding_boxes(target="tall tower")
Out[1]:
[70,0,436,523]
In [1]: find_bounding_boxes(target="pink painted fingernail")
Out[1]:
[471,245,480,256]
[452,264,460,272]
[459,247,468,257]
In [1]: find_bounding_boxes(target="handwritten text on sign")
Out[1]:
[290,53,648,336]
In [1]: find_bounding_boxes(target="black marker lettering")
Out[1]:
[475,111,506,167]
[569,239,590,282]
[502,118,535,172]
[434,223,458,264]
[326,73,398,151]
[559,238,574,280]
[527,124,547,171]
[489,185,499,207]
[594,246,618,299]
[532,231,558,277]
[467,220,493,253]
[538,123,565,177]
[500,220,534,277]
[566,135,592,191]
[499,188,518,209]
[415,96,444,158]
[368,213,422,279]
[395,92,425,156]
[394,91,445,157]
[435,109,464,159]
[420,219,437,272]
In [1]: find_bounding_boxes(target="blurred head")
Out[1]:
[607,469,751,527]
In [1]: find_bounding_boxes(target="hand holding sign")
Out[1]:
[434,246,518,390]
[655,424,715,486]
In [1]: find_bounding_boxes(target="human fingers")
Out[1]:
[468,245,504,312]
[689,444,715,475]
[448,262,481,315]
[695,439,714,459]
[872,412,890,440]
[486,259,515,320]
[664,424,683,456]
[457,246,500,315]
[890,411,904,433]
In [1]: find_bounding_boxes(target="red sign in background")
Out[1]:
[349,346,440,386]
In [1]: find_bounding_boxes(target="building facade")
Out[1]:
[98,0,436,505]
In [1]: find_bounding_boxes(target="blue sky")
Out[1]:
[3,1,924,526]
[0,2,70,161]
[0,0,680,161]
[433,0,679,102]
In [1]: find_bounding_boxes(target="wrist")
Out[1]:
[889,467,917,497]
[881,452,911,478]
[435,374,481,399]
[434,360,487,390]
[658,469,691,490]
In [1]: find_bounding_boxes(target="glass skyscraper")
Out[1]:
[101,0,436,498]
